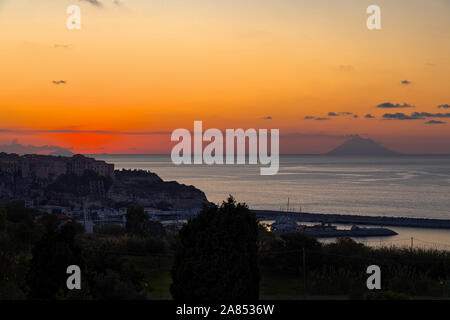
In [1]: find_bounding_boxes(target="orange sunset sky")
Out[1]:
[0,0,449,154]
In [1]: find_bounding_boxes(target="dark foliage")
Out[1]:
[4,200,35,225]
[91,270,144,300]
[0,210,32,299]
[170,196,260,301]
[259,231,322,274]
[126,205,149,236]
[259,235,450,297]
[27,222,84,299]
[94,224,126,236]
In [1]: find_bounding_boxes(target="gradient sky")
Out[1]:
[0,0,449,154]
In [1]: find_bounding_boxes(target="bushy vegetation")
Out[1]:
[258,230,450,298]
[1,197,450,300]
[94,224,126,236]
[0,201,174,300]
[171,196,260,301]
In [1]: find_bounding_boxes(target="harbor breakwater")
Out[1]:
[254,210,450,229]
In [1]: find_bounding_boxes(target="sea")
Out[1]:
[92,154,450,250]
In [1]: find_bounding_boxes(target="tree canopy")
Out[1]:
[125,205,149,236]
[170,196,260,301]
[27,222,84,299]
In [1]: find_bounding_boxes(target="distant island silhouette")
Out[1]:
[327,135,398,156]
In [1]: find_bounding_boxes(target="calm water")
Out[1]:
[92,154,450,250]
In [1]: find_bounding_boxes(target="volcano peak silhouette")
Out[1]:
[327,135,398,156]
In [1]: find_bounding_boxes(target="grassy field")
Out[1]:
[122,255,173,299]
[120,255,450,300]
[122,255,346,300]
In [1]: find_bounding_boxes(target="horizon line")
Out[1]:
[83,152,450,156]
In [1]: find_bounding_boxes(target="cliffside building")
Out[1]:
[0,153,114,180]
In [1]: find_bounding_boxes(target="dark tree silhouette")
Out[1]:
[148,220,166,238]
[170,196,260,301]
[0,209,32,299]
[125,205,149,236]
[27,222,83,299]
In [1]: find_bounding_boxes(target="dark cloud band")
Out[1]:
[377,102,414,109]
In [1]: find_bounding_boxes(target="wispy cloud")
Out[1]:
[425,120,446,125]
[304,116,330,121]
[383,112,450,120]
[323,112,354,117]
[365,114,375,119]
[307,112,354,120]
[261,116,272,120]
[401,80,412,85]
[52,80,67,85]
[412,112,450,118]
[437,104,450,109]
[281,132,352,139]
[0,128,171,135]
[338,65,355,72]
[112,0,124,6]
[0,139,73,156]
[377,102,414,109]
[79,0,103,7]
[382,113,424,120]
[54,44,71,49]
